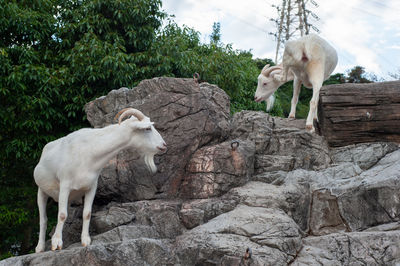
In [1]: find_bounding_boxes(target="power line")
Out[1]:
[270,0,319,63]
[218,8,270,34]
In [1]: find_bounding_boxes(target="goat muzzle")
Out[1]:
[157,143,167,153]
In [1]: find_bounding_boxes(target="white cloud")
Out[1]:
[162,0,400,79]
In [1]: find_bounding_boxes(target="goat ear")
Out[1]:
[132,121,154,130]
[269,69,282,78]
[273,74,284,82]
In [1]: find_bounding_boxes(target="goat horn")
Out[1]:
[262,65,283,77]
[115,108,145,124]
[261,64,270,73]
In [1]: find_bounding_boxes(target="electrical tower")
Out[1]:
[269,0,320,63]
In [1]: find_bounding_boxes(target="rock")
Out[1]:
[1,239,175,266]
[180,139,255,199]
[308,189,350,236]
[121,200,186,239]
[179,208,204,229]
[84,78,231,202]
[91,206,135,234]
[224,181,311,232]
[330,142,398,170]
[292,231,400,265]
[321,150,400,232]
[175,205,303,265]
[230,111,331,174]
[364,222,400,232]
[282,148,400,236]
[179,198,237,229]
[3,78,400,266]
[91,225,159,245]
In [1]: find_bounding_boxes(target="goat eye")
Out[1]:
[263,83,267,86]
[145,127,151,131]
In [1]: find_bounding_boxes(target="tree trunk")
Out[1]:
[318,81,400,147]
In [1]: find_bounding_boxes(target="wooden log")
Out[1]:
[318,81,400,147]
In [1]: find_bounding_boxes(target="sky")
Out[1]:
[162,0,400,80]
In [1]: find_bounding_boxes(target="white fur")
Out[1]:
[254,34,338,132]
[34,109,166,252]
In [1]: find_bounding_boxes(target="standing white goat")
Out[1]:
[34,108,167,252]
[254,34,338,132]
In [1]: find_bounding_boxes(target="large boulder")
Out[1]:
[230,111,331,174]
[290,148,400,236]
[84,78,231,202]
[175,205,303,265]
[2,79,400,266]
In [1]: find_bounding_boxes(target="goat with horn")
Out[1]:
[254,34,338,133]
[33,108,167,252]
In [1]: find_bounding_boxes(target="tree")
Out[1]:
[389,68,400,80]
[154,21,273,114]
[0,0,165,257]
[210,22,221,44]
[346,66,373,83]
[0,0,60,257]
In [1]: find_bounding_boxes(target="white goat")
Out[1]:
[34,108,167,252]
[254,34,338,132]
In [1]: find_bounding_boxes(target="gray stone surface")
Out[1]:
[85,78,231,202]
[175,205,303,265]
[179,198,237,229]
[230,111,331,174]
[180,139,255,199]
[2,78,400,266]
[224,181,311,232]
[330,142,399,170]
[1,239,175,266]
[293,231,400,266]
[92,206,135,234]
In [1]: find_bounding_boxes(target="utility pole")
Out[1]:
[285,0,292,41]
[297,0,304,36]
[274,0,286,63]
[269,0,319,63]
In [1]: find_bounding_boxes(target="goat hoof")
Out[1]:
[305,124,315,133]
[288,115,295,120]
[51,237,63,251]
[35,243,45,253]
[81,235,91,247]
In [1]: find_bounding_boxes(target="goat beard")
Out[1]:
[144,154,157,174]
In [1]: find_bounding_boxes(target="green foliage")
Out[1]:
[153,21,269,114]
[0,0,165,257]
[324,73,346,85]
[210,22,221,44]
[0,0,60,257]
[345,66,375,83]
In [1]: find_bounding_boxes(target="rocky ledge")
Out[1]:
[2,78,400,266]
